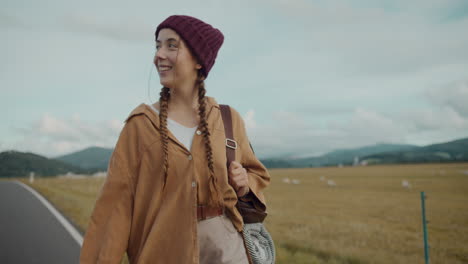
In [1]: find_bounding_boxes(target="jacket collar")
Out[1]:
[125,96,220,131]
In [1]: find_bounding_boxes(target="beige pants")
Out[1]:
[198,214,249,264]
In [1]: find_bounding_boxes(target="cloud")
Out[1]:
[243,110,325,158]
[427,79,468,117]
[217,1,468,118]
[0,12,30,30]
[60,12,153,43]
[329,108,406,143]
[243,102,468,159]
[244,109,256,130]
[404,107,468,131]
[254,0,468,78]
[8,114,124,158]
[2,0,468,159]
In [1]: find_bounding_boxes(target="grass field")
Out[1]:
[6,163,468,264]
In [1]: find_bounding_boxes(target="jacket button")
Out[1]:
[196,130,201,135]
[192,181,197,188]
[188,154,193,160]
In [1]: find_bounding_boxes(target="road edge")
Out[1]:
[13,180,84,247]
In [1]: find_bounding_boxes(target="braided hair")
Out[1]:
[158,71,223,207]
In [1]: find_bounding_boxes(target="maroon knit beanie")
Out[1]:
[155,15,224,78]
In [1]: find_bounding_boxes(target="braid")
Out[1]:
[197,74,223,207]
[159,86,171,189]
[157,74,222,206]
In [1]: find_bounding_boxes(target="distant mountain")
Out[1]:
[55,146,113,170]
[361,137,468,164]
[262,143,418,168]
[260,158,295,169]
[3,137,467,176]
[0,151,97,178]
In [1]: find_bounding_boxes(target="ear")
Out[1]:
[195,64,202,70]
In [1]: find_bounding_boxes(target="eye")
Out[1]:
[156,45,160,50]
[169,43,178,48]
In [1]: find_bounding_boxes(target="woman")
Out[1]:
[80,15,270,264]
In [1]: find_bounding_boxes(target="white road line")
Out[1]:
[14,180,84,247]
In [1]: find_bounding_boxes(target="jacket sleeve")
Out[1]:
[80,122,137,264]
[232,108,271,211]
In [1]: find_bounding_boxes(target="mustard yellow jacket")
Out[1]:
[79,96,271,264]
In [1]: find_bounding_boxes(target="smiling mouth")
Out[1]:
[158,66,173,72]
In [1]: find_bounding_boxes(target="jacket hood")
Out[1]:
[125,96,220,130]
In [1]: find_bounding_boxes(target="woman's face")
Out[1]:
[154,28,201,89]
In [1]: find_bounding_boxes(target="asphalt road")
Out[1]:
[0,181,82,264]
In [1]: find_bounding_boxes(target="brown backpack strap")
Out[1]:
[220,104,266,222]
[219,104,237,168]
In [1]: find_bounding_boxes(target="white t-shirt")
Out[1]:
[148,104,198,151]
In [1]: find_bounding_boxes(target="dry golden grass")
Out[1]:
[5,163,468,264]
[265,163,468,264]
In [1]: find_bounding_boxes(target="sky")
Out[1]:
[1,0,468,159]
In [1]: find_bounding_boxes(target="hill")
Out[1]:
[0,151,97,178]
[59,140,462,169]
[3,137,467,174]
[361,137,468,164]
[262,143,417,168]
[55,146,113,170]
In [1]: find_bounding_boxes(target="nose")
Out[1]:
[154,48,167,67]
[155,47,167,61]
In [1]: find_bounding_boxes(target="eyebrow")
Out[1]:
[156,38,179,43]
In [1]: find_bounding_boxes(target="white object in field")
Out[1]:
[327,180,336,187]
[59,172,86,179]
[29,172,35,184]
[319,176,325,181]
[402,180,412,189]
[353,156,359,166]
[92,171,107,178]
[291,179,300,184]
[282,178,290,184]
